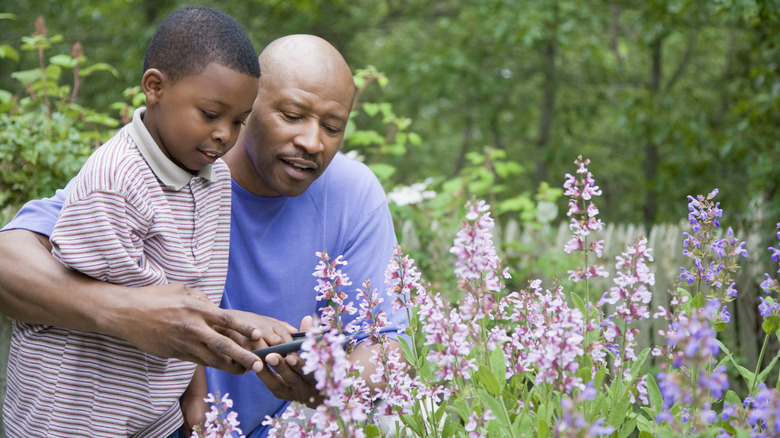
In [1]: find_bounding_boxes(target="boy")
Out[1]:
[3,7,261,437]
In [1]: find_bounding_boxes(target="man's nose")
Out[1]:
[294,120,325,154]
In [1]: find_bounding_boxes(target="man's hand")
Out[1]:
[109,283,297,374]
[255,315,324,407]
[255,317,407,407]
[0,229,296,375]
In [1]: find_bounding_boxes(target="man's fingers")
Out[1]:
[208,308,263,342]
[206,333,264,373]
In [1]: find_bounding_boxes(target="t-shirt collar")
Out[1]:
[127,107,214,190]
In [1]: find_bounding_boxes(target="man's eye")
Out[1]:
[283,112,302,121]
[324,125,342,134]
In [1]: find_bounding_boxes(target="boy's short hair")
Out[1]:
[143,6,261,83]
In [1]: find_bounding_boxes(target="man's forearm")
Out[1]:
[0,229,119,333]
[0,229,268,373]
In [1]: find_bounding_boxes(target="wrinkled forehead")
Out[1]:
[261,62,354,108]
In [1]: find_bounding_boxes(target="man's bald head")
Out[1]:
[226,34,357,197]
[257,34,355,102]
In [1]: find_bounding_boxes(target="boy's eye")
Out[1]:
[202,110,218,119]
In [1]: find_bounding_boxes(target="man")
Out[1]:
[0,34,406,437]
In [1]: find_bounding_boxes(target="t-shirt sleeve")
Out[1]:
[335,172,410,341]
[0,179,73,238]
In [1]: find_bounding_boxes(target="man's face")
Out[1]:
[149,63,257,172]
[238,67,354,197]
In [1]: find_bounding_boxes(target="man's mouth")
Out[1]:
[280,157,318,180]
[281,157,318,172]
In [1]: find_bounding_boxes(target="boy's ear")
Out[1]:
[141,68,166,105]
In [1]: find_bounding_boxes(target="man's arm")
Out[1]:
[0,229,277,373]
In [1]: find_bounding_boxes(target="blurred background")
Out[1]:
[0,1,779,434]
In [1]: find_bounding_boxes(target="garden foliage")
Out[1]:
[0,15,122,218]
[253,156,780,437]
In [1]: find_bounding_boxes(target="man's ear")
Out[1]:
[141,68,165,106]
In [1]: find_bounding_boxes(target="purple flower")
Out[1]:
[192,393,245,438]
[698,365,729,399]
[313,251,357,332]
[563,156,608,283]
[680,190,746,304]
[450,199,502,292]
[758,296,779,318]
[748,384,780,434]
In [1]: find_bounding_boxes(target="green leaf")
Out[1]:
[364,424,381,438]
[449,399,471,423]
[489,347,507,392]
[713,320,728,332]
[400,413,424,436]
[762,315,780,335]
[407,131,422,146]
[724,389,741,406]
[477,365,501,395]
[0,44,19,61]
[367,162,397,181]
[398,336,417,367]
[629,348,652,382]
[80,62,119,77]
[49,54,76,68]
[756,346,780,384]
[0,89,12,104]
[434,399,448,424]
[618,417,637,438]
[718,339,755,387]
[645,374,664,414]
[10,68,42,86]
[478,389,509,429]
[690,292,705,312]
[677,288,692,313]
[569,291,587,317]
[362,102,380,117]
[635,412,654,432]
[607,390,632,428]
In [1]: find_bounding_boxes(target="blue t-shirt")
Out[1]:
[2,152,408,437]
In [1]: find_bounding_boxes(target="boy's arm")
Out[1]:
[181,365,209,436]
[0,228,267,374]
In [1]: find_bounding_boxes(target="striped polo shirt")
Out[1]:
[4,107,232,437]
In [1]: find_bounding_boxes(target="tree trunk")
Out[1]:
[643,37,663,225]
[535,1,558,186]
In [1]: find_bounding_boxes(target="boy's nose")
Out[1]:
[212,121,233,146]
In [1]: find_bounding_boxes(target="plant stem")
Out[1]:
[750,333,770,395]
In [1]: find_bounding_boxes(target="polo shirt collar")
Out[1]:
[127,107,215,190]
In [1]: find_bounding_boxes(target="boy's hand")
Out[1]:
[223,311,299,350]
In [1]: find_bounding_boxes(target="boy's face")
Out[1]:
[145,63,258,172]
